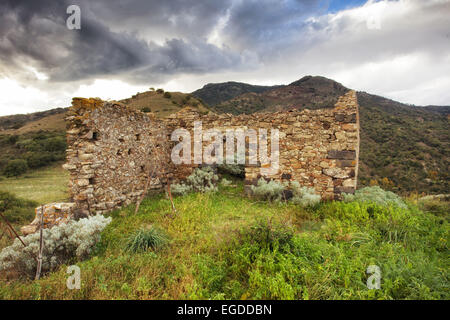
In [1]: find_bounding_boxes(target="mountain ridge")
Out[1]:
[0,76,448,194]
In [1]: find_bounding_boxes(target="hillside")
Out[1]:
[357,92,449,194]
[0,108,67,133]
[195,76,449,194]
[207,76,349,115]
[0,77,448,194]
[191,81,281,106]
[120,89,209,117]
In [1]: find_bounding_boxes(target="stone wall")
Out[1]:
[21,90,359,234]
[63,98,171,217]
[164,90,359,200]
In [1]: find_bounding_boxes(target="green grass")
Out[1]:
[0,163,69,205]
[0,178,447,300]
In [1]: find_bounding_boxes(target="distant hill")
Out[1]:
[194,76,449,194]
[210,76,349,114]
[0,108,67,133]
[0,90,210,135]
[120,89,209,117]
[191,81,281,106]
[0,77,448,194]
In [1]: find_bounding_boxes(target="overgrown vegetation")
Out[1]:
[343,186,407,209]
[0,191,37,224]
[0,131,66,176]
[125,226,169,253]
[0,215,111,278]
[250,178,321,207]
[171,167,219,196]
[1,179,446,300]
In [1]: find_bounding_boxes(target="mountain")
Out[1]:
[0,77,448,194]
[210,76,349,114]
[194,76,449,194]
[191,81,281,106]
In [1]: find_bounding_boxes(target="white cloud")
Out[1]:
[0,78,53,116]
[72,79,149,101]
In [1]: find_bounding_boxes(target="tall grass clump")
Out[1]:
[0,215,111,278]
[125,226,169,253]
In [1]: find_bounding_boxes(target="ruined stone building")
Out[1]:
[21,91,360,235]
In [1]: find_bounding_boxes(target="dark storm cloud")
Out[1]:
[0,0,247,82]
[222,0,325,54]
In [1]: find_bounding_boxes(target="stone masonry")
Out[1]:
[21,90,359,234]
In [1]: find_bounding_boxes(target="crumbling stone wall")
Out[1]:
[164,90,359,200]
[21,90,359,234]
[63,98,171,216]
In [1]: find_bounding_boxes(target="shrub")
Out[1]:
[163,92,171,99]
[3,159,28,177]
[0,215,111,278]
[141,107,151,113]
[6,135,19,145]
[25,152,58,169]
[291,181,321,207]
[240,219,294,252]
[343,186,407,208]
[156,88,164,94]
[0,191,36,223]
[250,178,286,202]
[217,160,245,178]
[125,226,169,253]
[250,179,321,206]
[171,167,219,196]
[220,178,232,187]
[43,137,66,152]
[170,183,193,196]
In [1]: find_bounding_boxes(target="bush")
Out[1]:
[171,167,219,196]
[0,191,36,223]
[163,92,171,99]
[141,107,151,113]
[220,178,232,187]
[250,178,286,202]
[250,179,321,206]
[343,186,407,209]
[0,215,111,278]
[239,219,294,252]
[217,161,245,178]
[156,88,164,94]
[3,159,28,177]
[125,226,169,253]
[42,137,66,152]
[25,152,59,169]
[291,181,321,207]
[170,183,193,196]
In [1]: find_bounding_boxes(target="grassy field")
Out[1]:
[0,177,447,300]
[0,163,69,205]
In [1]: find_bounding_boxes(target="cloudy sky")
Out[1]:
[0,0,449,116]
